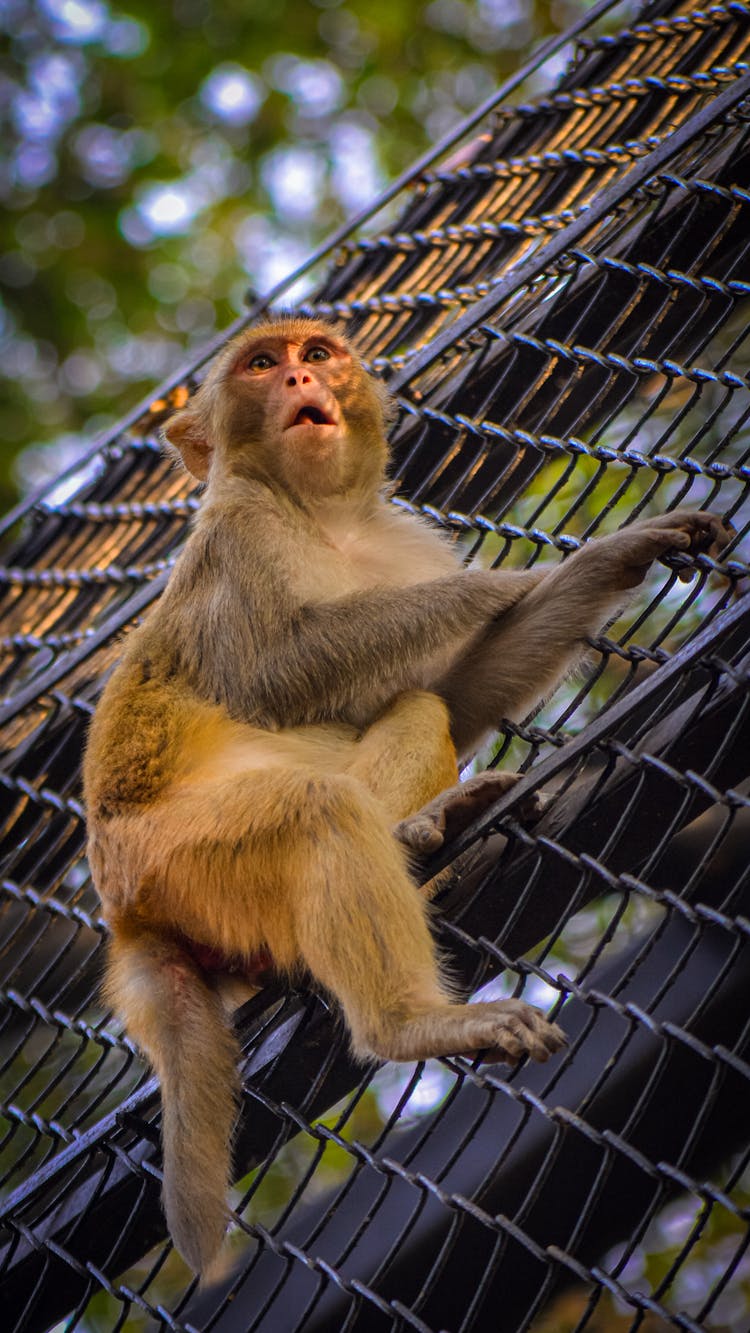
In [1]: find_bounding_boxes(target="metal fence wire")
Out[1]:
[1,1,750,1329]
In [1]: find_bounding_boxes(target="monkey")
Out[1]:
[82,314,732,1281]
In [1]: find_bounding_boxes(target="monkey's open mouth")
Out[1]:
[291,405,335,427]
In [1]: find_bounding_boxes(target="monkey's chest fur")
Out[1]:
[299,503,459,596]
[300,506,469,702]
[85,500,465,822]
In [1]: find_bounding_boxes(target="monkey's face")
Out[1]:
[165,318,390,500]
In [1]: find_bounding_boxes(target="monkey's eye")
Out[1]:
[304,346,331,363]
[247,353,275,372]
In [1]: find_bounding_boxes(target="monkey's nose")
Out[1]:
[287,372,312,387]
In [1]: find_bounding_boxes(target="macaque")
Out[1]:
[83,315,731,1280]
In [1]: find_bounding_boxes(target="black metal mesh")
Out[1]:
[2,2,750,1329]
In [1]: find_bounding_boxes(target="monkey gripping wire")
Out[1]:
[1,1,750,1330]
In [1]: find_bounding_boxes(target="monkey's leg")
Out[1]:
[345,691,465,898]
[346,689,459,820]
[437,509,732,758]
[126,769,564,1068]
[347,692,543,871]
[273,773,565,1065]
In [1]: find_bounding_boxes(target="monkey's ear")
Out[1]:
[161,408,213,482]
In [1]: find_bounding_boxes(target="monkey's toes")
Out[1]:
[465,1000,566,1066]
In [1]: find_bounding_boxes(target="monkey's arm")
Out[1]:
[153,495,543,727]
[255,567,542,726]
[437,510,732,757]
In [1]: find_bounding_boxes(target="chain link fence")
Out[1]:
[1,1,750,1328]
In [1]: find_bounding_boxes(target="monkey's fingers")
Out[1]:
[599,510,735,588]
[633,509,732,581]
[653,509,734,549]
[669,511,735,581]
[395,770,540,855]
[517,789,549,824]
[394,811,446,854]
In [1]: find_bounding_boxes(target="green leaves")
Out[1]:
[0,0,569,509]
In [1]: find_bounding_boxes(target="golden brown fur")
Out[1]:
[84,316,731,1279]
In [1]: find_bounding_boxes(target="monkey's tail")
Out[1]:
[105,924,241,1282]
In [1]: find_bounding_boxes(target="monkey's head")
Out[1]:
[162,317,393,502]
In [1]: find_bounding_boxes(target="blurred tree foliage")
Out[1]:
[0,0,588,513]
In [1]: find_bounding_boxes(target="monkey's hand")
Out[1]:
[394,770,546,855]
[580,510,733,590]
[454,999,566,1065]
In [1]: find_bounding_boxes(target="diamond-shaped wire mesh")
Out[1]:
[1,2,750,1329]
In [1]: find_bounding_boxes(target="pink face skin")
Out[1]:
[232,332,351,447]
[165,320,388,497]
[226,330,361,498]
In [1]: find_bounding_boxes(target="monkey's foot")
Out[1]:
[461,999,566,1066]
[371,998,566,1066]
[394,771,545,855]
